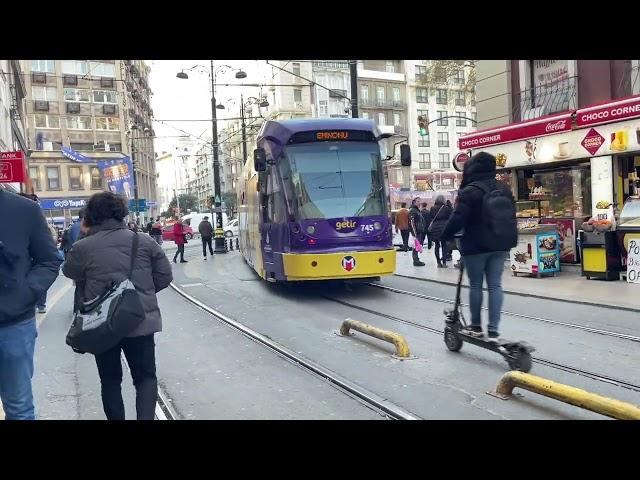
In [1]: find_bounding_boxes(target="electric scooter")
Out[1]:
[443,260,535,372]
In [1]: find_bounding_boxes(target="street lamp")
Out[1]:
[176,62,247,253]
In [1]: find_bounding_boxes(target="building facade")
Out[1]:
[311,61,351,119]
[468,60,640,265]
[22,60,156,225]
[264,61,313,120]
[0,60,28,193]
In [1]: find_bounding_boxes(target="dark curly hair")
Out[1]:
[84,192,129,226]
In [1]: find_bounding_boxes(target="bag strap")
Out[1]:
[469,181,490,194]
[128,233,139,280]
[429,205,445,230]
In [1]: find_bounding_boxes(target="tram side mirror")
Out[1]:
[400,144,411,167]
[254,148,267,172]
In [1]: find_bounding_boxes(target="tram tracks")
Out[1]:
[322,295,640,394]
[169,282,420,420]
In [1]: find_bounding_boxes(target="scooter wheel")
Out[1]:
[507,348,532,373]
[444,326,463,352]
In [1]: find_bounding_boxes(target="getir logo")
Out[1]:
[317,131,349,140]
[335,219,357,231]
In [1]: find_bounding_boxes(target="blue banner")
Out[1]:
[97,156,136,199]
[61,146,94,163]
[39,198,88,209]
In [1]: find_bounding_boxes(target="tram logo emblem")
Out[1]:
[341,255,356,272]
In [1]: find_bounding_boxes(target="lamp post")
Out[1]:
[177,62,247,253]
[127,124,140,224]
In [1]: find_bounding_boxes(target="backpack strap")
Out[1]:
[128,232,139,280]
[469,181,490,194]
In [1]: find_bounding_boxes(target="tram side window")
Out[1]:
[267,170,285,223]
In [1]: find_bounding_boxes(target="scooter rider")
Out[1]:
[440,152,517,341]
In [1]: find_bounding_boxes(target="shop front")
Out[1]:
[39,197,88,228]
[459,95,640,279]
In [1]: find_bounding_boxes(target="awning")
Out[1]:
[576,94,640,128]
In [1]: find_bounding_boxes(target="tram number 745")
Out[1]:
[361,224,375,233]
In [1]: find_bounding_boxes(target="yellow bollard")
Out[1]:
[339,318,413,359]
[490,371,640,420]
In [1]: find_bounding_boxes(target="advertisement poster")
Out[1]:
[510,238,535,274]
[627,239,640,283]
[97,156,135,199]
[537,233,560,272]
[540,218,577,263]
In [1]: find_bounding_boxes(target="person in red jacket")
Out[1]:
[172,218,188,263]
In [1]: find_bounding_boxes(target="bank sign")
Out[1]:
[39,198,87,209]
[0,151,26,183]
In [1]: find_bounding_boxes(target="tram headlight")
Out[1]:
[373,222,382,230]
[306,225,316,234]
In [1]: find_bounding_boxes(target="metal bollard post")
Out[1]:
[229,238,234,251]
[235,237,239,250]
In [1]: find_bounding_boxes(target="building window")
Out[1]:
[32,86,57,101]
[436,89,448,105]
[455,69,465,84]
[95,117,120,130]
[319,100,328,115]
[392,87,401,105]
[438,132,450,147]
[393,113,401,126]
[293,89,302,102]
[34,114,60,129]
[385,61,395,73]
[455,114,467,127]
[455,90,465,106]
[70,143,94,151]
[66,116,92,130]
[29,167,40,191]
[31,60,55,73]
[46,166,60,190]
[437,111,448,126]
[361,112,370,119]
[89,62,115,77]
[472,112,477,123]
[292,62,301,77]
[64,88,90,102]
[418,134,430,148]
[438,153,450,169]
[434,67,447,83]
[377,112,386,125]
[416,88,428,103]
[62,61,88,76]
[418,153,431,169]
[361,85,369,104]
[69,166,83,190]
[376,86,385,105]
[90,167,101,189]
[417,109,429,123]
[415,65,427,77]
[92,90,118,104]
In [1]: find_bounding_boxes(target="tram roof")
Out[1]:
[257,118,380,145]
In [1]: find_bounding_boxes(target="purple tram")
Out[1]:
[238,118,411,282]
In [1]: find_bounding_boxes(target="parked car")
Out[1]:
[162,224,194,242]
[224,218,239,238]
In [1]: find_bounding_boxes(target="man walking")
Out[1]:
[149,217,163,245]
[198,216,214,260]
[395,202,410,251]
[0,189,62,419]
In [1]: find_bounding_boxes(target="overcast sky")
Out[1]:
[148,60,270,155]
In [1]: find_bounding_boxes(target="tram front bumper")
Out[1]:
[281,249,396,281]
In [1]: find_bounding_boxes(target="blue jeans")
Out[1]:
[464,251,507,334]
[0,318,37,420]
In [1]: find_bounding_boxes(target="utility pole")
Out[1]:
[349,60,358,118]
[241,94,248,164]
[210,60,226,253]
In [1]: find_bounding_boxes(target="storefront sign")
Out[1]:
[39,198,88,209]
[627,239,640,283]
[576,95,640,128]
[458,112,573,150]
[581,128,605,155]
[452,151,470,172]
[0,151,26,183]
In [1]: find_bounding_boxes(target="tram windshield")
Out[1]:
[281,142,385,220]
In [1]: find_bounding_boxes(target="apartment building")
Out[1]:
[0,60,28,193]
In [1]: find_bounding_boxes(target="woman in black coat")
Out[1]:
[428,195,453,267]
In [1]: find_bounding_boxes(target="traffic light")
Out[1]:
[417,115,428,136]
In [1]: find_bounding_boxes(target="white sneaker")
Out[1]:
[203,257,207,261]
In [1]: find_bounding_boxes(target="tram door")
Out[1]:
[259,170,275,268]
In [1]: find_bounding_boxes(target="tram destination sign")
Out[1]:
[289,130,376,144]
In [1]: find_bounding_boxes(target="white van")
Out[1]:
[181,212,229,235]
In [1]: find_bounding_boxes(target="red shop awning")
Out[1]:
[576,94,640,127]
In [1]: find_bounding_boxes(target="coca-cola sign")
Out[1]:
[581,128,605,155]
[458,112,573,150]
[576,95,640,127]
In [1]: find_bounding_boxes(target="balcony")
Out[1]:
[361,98,406,110]
[329,89,348,99]
[516,75,578,121]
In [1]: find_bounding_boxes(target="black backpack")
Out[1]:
[470,181,517,251]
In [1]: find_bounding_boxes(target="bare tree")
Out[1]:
[415,60,476,111]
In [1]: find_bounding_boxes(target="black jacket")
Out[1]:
[428,203,452,241]
[0,190,62,326]
[441,153,515,255]
[420,209,431,235]
[198,220,214,238]
[408,206,423,237]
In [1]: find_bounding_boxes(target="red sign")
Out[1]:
[581,128,605,155]
[452,152,470,172]
[0,151,26,183]
[458,112,573,150]
[576,95,640,127]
